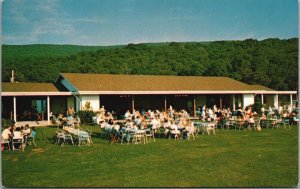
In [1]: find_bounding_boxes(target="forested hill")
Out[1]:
[2,38,298,91]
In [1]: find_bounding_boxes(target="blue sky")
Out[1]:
[2,0,298,45]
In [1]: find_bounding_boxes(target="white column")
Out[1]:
[232,94,236,110]
[274,94,278,108]
[164,96,167,112]
[47,96,50,125]
[193,96,196,118]
[261,94,264,105]
[99,95,101,110]
[290,94,293,107]
[132,95,135,112]
[13,96,16,122]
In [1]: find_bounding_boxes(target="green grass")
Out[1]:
[2,126,298,187]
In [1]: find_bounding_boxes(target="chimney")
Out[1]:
[10,70,14,83]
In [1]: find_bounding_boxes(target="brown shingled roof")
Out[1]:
[2,82,59,92]
[61,73,272,91]
[248,85,274,91]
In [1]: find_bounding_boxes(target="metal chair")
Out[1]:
[85,129,93,144]
[2,139,11,151]
[25,130,37,147]
[12,137,24,151]
[77,133,90,146]
[145,128,155,142]
[55,130,74,146]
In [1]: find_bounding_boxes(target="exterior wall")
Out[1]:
[243,94,255,108]
[81,95,100,111]
[67,96,75,109]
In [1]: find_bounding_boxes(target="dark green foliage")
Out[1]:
[76,110,95,124]
[253,96,263,114]
[1,119,13,129]
[2,38,298,91]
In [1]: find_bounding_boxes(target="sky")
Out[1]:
[2,0,298,46]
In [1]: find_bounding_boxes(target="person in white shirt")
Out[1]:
[124,110,132,120]
[23,124,31,137]
[125,119,133,129]
[150,116,160,130]
[13,127,23,139]
[2,126,12,142]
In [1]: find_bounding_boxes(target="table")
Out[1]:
[63,127,91,145]
[63,127,88,136]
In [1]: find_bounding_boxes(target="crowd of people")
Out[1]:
[93,103,298,138]
[1,124,36,151]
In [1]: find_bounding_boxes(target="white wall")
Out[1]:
[243,94,255,108]
[81,95,100,111]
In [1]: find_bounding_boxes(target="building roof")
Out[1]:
[248,85,274,91]
[2,82,59,92]
[59,73,274,92]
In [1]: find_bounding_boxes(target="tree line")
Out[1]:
[2,38,298,91]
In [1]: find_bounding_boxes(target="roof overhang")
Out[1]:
[1,92,73,96]
[76,90,297,95]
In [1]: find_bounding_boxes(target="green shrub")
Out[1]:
[1,119,13,130]
[253,97,263,115]
[76,110,95,124]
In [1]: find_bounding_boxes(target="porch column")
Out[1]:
[219,97,222,109]
[47,96,50,125]
[99,95,101,110]
[132,95,135,112]
[274,94,279,108]
[261,94,264,105]
[13,96,16,123]
[232,94,236,110]
[164,96,167,112]
[193,96,196,118]
[290,94,293,107]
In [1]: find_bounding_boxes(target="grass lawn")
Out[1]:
[2,125,298,187]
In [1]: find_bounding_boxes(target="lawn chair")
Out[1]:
[2,139,11,151]
[85,129,93,144]
[282,118,290,129]
[12,137,24,151]
[145,128,155,143]
[132,130,146,144]
[55,130,74,146]
[77,133,90,146]
[25,130,37,147]
[206,123,216,135]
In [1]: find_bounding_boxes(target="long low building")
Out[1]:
[1,73,297,124]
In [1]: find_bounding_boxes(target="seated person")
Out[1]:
[125,119,133,129]
[132,124,138,132]
[12,127,24,150]
[13,127,23,139]
[2,126,12,142]
[260,113,267,120]
[23,124,31,137]
[99,120,106,129]
[150,116,160,131]
[28,127,37,138]
[169,121,180,137]
[135,116,142,128]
